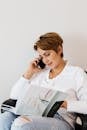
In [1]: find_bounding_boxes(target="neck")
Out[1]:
[49,59,66,79]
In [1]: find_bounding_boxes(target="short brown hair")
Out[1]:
[34,32,63,57]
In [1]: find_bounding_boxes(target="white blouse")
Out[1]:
[10,62,87,128]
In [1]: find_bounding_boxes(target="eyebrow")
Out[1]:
[39,51,50,57]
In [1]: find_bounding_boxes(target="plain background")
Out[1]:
[0,0,87,105]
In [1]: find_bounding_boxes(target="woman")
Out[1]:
[0,32,87,130]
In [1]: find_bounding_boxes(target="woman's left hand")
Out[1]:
[61,101,67,109]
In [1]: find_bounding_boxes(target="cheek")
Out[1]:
[52,54,58,61]
[52,55,60,64]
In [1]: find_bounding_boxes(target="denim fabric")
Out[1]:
[0,112,18,130]
[11,116,74,130]
[0,112,74,130]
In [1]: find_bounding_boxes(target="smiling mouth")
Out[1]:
[47,62,52,66]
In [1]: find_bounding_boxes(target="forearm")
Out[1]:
[23,71,34,80]
[10,76,29,99]
[67,100,87,114]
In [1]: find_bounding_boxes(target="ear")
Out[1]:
[57,45,63,55]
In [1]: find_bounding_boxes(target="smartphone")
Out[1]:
[37,59,46,69]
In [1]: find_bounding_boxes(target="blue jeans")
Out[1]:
[0,112,18,130]
[0,112,74,130]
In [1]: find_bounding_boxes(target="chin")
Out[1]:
[51,64,59,69]
[48,65,55,69]
[47,63,57,69]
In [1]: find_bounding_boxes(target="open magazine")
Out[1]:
[2,85,67,117]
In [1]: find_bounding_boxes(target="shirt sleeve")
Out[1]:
[67,68,87,114]
[10,76,30,100]
[9,71,44,100]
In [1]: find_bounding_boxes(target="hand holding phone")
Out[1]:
[37,59,46,69]
[23,58,46,80]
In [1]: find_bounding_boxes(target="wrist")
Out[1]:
[23,71,34,79]
[61,101,67,109]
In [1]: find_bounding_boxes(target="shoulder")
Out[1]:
[66,62,85,76]
[66,63,87,85]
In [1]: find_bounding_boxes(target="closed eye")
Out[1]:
[44,52,50,57]
[39,52,51,59]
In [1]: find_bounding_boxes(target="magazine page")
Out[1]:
[10,85,67,116]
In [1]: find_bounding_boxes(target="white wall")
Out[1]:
[0,0,87,105]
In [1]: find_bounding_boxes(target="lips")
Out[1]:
[47,62,52,66]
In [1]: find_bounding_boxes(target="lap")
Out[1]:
[0,112,74,130]
[11,116,74,130]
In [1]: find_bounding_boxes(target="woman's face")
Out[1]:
[37,47,63,69]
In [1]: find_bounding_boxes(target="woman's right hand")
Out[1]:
[23,58,42,79]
